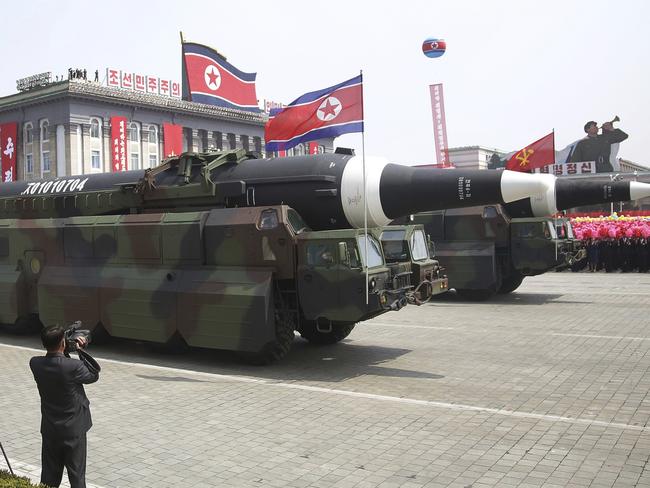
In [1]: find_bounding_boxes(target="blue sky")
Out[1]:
[3,0,648,165]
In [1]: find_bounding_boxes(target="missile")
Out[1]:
[504,174,650,218]
[0,152,550,230]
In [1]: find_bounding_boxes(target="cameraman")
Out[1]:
[29,325,99,488]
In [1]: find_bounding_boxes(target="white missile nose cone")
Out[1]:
[499,171,555,203]
[630,181,650,200]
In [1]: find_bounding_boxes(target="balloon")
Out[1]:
[422,38,446,58]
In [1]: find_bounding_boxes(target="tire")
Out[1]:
[242,308,295,366]
[5,313,43,335]
[498,272,525,294]
[299,321,356,345]
[90,322,111,345]
[455,288,496,301]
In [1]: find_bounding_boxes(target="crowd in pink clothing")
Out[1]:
[571,215,650,272]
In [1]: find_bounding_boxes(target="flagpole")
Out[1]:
[360,70,368,305]
[553,128,557,261]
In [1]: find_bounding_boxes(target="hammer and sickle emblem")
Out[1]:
[516,148,534,167]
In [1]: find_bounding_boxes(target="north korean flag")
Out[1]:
[182,42,259,112]
[265,75,363,152]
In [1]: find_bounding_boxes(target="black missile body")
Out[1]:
[0,152,547,230]
[504,174,650,218]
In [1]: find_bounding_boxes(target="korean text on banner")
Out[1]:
[110,116,128,172]
[429,84,450,167]
[0,122,18,182]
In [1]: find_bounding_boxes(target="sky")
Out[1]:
[3,0,649,166]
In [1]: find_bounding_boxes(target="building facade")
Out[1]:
[448,146,505,170]
[0,76,332,182]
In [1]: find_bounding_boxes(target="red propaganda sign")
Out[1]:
[0,122,17,182]
[308,142,319,155]
[110,116,128,172]
[429,84,450,167]
[163,123,183,158]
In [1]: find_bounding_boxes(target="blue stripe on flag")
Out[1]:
[265,121,364,151]
[183,43,257,82]
[287,75,363,107]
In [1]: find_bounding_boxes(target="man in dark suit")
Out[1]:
[570,120,628,173]
[30,325,99,488]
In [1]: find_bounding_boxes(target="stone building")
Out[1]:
[0,75,332,181]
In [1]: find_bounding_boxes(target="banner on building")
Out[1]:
[0,122,17,182]
[106,68,181,99]
[110,116,128,172]
[308,142,319,154]
[163,123,183,158]
[534,161,596,176]
[429,84,450,167]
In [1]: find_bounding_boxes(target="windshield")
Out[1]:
[287,209,309,234]
[357,234,384,268]
[381,229,409,262]
[410,229,429,261]
[564,221,575,239]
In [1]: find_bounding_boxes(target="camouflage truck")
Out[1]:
[411,205,585,300]
[0,205,426,363]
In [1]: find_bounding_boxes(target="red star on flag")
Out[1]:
[319,99,339,118]
[206,68,219,87]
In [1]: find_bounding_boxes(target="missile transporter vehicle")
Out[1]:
[411,205,585,300]
[0,204,420,362]
[0,149,484,362]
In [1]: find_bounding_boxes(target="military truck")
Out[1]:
[376,224,448,304]
[0,204,426,363]
[411,205,585,300]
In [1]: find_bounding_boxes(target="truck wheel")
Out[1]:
[455,288,496,301]
[299,321,356,345]
[498,273,525,294]
[5,313,43,335]
[243,310,295,365]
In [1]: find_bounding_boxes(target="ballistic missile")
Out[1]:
[504,174,650,218]
[0,151,550,230]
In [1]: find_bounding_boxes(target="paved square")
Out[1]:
[1,272,649,487]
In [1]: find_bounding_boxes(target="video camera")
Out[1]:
[63,321,101,374]
[64,320,92,354]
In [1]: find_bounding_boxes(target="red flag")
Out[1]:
[163,123,183,158]
[506,132,555,172]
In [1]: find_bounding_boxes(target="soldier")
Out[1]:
[570,120,628,173]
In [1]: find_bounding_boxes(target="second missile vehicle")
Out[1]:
[0,149,549,361]
[411,174,650,300]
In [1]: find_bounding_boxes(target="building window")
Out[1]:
[128,122,139,142]
[227,133,236,150]
[90,119,101,138]
[131,153,140,170]
[294,144,304,156]
[42,151,51,172]
[213,131,222,150]
[24,123,33,143]
[148,125,158,144]
[91,150,101,170]
[26,154,33,174]
[149,154,158,168]
[40,120,49,141]
[241,135,250,151]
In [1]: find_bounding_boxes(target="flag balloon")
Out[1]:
[422,38,446,58]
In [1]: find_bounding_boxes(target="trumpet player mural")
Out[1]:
[569,116,628,173]
[488,116,628,174]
